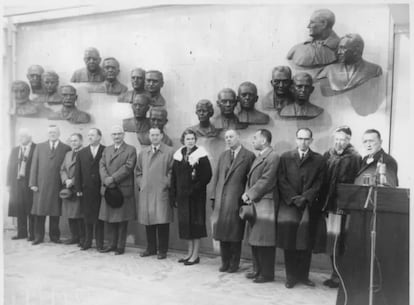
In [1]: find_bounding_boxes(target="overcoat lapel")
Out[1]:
[110,142,126,163]
[224,148,246,183]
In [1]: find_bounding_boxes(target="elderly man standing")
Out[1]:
[99,126,137,255]
[136,127,174,259]
[211,129,255,273]
[29,125,71,245]
[7,128,36,240]
[242,129,280,283]
[71,47,105,83]
[277,128,325,288]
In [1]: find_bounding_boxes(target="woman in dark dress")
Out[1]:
[171,129,212,265]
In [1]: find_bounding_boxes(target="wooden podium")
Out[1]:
[335,184,409,305]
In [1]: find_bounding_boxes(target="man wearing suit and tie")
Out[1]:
[7,128,36,240]
[99,125,137,255]
[29,125,71,245]
[75,128,106,251]
[211,129,255,273]
[277,128,325,288]
[241,129,280,283]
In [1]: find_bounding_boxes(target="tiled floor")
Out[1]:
[4,230,337,305]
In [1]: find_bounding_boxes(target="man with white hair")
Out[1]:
[98,125,137,255]
[29,125,71,244]
[7,128,37,240]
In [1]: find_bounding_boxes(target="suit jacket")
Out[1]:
[60,150,82,218]
[211,114,247,130]
[277,149,325,250]
[136,143,174,225]
[98,142,137,222]
[48,107,91,124]
[7,143,36,217]
[118,90,146,103]
[29,140,71,216]
[122,117,151,133]
[237,108,269,125]
[95,79,128,96]
[70,67,105,83]
[74,144,105,223]
[279,102,324,119]
[211,146,256,241]
[245,148,280,246]
[261,90,292,112]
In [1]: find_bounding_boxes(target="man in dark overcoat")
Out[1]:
[74,128,105,251]
[277,128,325,288]
[29,125,71,244]
[7,128,36,240]
[242,129,280,283]
[99,125,137,255]
[211,129,255,273]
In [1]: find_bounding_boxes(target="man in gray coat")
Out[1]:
[99,125,137,255]
[242,129,280,283]
[136,127,174,259]
[211,129,255,273]
[29,125,71,244]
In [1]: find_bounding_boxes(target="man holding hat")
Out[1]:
[98,125,137,255]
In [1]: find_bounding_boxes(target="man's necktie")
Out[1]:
[51,142,56,152]
[230,150,235,164]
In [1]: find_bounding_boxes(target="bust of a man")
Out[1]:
[262,66,293,112]
[12,80,48,117]
[123,93,152,145]
[33,71,63,105]
[96,57,128,95]
[26,65,45,95]
[118,68,146,103]
[48,85,90,124]
[212,88,247,130]
[138,108,173,146]
[237,82,269,125]
[287,9,340,68]
[71,47,105,83]
[144,70,166,107]
[280,72,323,119]
[316,33,383,93]
[189,99,219,138]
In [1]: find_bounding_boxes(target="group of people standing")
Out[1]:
[7,123,398,289]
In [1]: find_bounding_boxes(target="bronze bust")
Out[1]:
[71,47,105,83]
[280,72,323,119]
[212,88,247,130]
[287,9,340,68]
[262,66,293,112]
[118,68,146,103]
[237,82,269,125]
[26,65,45,95]
[12,80,50,117]
[189,100,219,138]
[33,71,63,105]
[144,70,166,107]
[123,93,152,145]
[316,33,382,93]
[48,85,91,124]
[137,107,173,146]
[96,57,128,95]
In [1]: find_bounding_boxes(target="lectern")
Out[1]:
[335,184,409,305]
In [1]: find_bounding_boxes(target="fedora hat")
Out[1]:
[59,188,74,200]
[239,204,256,225]
[104,187,124,208]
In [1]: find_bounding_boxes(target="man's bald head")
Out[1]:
[337,33,365,64]
[224,129,241,150]
[84,47,101,72]
[131,68,146,91]
[311,9,335,29]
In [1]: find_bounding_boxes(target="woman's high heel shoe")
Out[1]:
[184,257,200,265]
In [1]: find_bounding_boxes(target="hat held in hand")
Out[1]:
[59,188,74,200]
[239,203,256,225]
[104,186,124,208]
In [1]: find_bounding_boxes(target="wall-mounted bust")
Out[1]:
[316,33,383,93]
[144,70,166,107]
[96,57,128,95]
[189,99,219,138]
[262,66,293,112]
[48,85,91,124]
[212,88,247,130]
[118,68,146,103]
[12,80,50,117]
[237,82,269,125]
[137,107,173,146]
[26,65,45,95]
[71,47,105,83]
[33,71,63,105]
[287,9,340,68]
[280,72,323,119]
[123,93,152,145]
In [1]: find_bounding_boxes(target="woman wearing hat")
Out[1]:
[171,129,212,265]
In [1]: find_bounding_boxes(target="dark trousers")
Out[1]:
[284,249,312,282]
[220,241,242,269]
[108,221,128,250]
[145,224,169,254]
[68,218,85,243]
[251,246,276,280]
[84,220,104,248]
[16,214,35,239]
[34,215,60,242]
